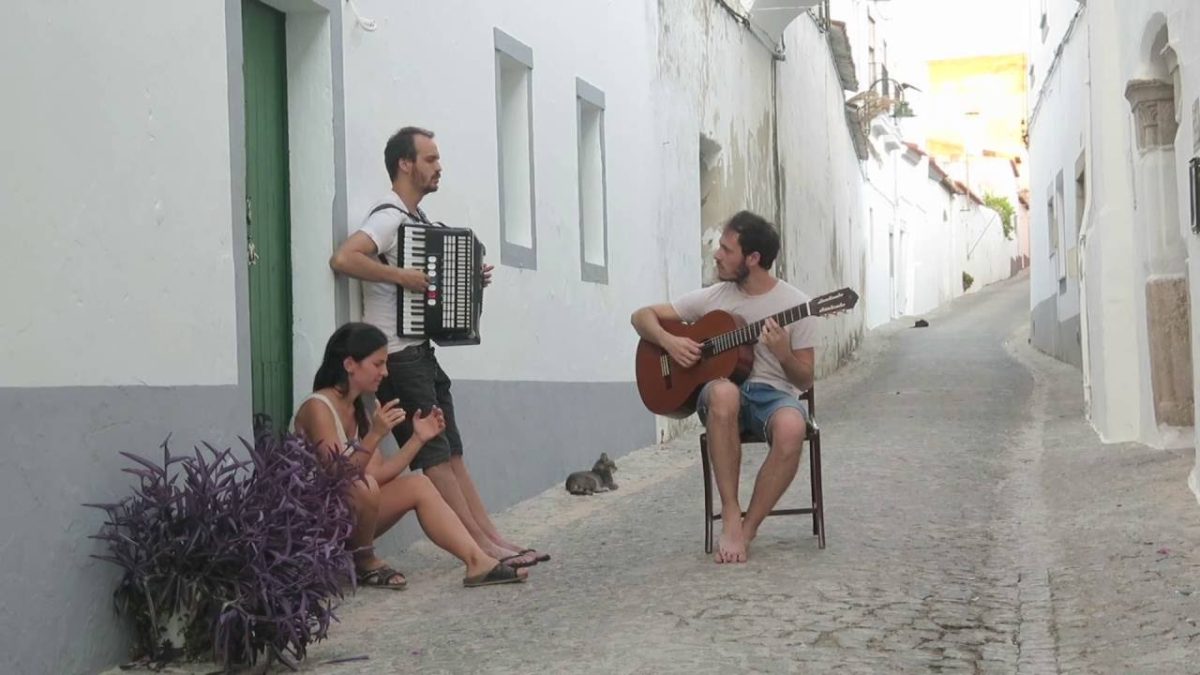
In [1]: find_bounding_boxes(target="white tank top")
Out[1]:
[294,393,358,456]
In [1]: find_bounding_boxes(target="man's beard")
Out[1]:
[718,261,750,283]
[420,173,441,194]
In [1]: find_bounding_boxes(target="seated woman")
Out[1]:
[294,322,526,589]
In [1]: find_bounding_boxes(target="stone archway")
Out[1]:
[1125,18,1193,428]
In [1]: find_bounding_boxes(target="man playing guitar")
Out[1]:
[630,211,818,564]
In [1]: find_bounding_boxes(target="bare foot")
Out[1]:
[481,542,537,567]
[715,522,747,564]
[743,524,758,559]
[486,532,548,562]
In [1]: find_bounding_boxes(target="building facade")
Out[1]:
[1027,0,1200,499]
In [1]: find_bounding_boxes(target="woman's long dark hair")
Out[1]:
[313,322,388,435]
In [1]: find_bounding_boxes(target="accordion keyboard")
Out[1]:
[398,225,483,346]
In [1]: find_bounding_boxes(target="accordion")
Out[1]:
[395,224,485,346]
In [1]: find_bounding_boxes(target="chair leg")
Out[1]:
[812,432,825,549]
[811,432,820,533]
[701,434,714,555]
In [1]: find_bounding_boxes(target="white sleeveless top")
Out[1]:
[293,393,358,456]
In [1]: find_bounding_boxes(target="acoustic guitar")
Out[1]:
[634,287,859,417]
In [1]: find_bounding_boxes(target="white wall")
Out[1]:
[777,15,869,369]
[1029,0,1083,98]
[338,0,659,385]
[862,151,899,328]
[0,2,237,387]
[907,161,959,317]
[332,1,872,386]
[655,0,777,292]
[1028,34,1086,318]
[286,9,340,406]
[960,199,1019,292]
[1166,2,1200,503]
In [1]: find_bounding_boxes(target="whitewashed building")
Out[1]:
[834,0,1021,330]
[1027,0,1200,499]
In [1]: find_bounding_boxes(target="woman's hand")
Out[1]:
[368,398,407,441]
[411,406,446,443]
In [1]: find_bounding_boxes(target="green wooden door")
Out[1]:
[243,0,293,434]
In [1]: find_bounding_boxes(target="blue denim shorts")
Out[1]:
[697,380,810,442]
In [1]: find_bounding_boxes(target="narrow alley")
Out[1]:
[131,273,1195,674]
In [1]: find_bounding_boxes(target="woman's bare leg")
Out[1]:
[348,476,405,586]
[374,473,527,580]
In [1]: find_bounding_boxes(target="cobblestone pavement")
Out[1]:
[107,274,1200,674]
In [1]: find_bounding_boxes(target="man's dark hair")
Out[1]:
[724,210,781,270]
[384,126,435,181]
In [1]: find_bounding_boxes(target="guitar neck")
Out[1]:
[704,303,812,355]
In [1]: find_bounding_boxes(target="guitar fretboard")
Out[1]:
[703,303,811,355]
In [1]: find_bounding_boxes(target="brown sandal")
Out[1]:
[463,563,525,588]
[357,564,407,590]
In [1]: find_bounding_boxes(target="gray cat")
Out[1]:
[565,453,618,495]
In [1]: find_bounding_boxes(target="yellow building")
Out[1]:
[925,53,1029,162]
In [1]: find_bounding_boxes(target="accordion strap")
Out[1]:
[367,202,433,265]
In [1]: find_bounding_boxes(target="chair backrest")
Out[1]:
[802,386,815,418]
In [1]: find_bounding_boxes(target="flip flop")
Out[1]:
[498,552,539,569]
[463,563,526,588]
[518,548,551,562]
[357,564,407,590]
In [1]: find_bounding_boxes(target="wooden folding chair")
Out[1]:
[700,386,825,552]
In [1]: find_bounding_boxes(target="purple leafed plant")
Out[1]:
[87,429,360,671]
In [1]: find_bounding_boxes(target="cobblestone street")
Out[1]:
[113,274,1200,674]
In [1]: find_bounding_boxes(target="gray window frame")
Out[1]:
[576,77,608,284]
[494,28,537,269]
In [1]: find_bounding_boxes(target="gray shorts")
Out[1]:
[375,342,463,471]
[697,380,810,442]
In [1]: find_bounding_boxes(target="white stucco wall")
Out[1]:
[332,1,870,386]
[777,15,869,369]
[960,199,1019,293]
[655,0,778,292]
[1027,3,1088,369]
[1119,1,1200,496]
[0,2,237,387]
[907,166,959,318]
[338,0,663,386]
[1166,3,1200,503]
[862,152,899,328]
[286,10,340,408]
[1098,0,1200,483]
[1029,0,1083,97]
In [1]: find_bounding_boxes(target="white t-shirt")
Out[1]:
[671,279,818,396]
[358,192,436,354]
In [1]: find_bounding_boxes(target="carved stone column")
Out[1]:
[1125,79,1178,150]
[1126,79,1192,427]
[1146,277,1194,427]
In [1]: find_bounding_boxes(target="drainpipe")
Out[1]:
[772,49,786,279]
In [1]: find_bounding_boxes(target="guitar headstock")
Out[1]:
[809,287,860,317]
